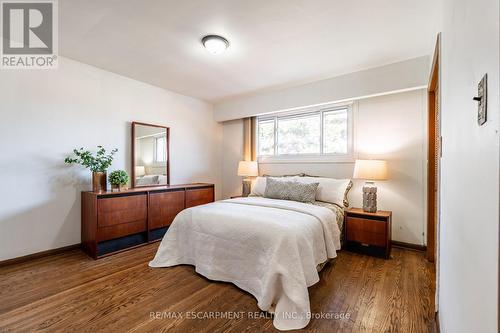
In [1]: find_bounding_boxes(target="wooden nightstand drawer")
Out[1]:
[344,208,392,259]
[346,216,386,235]
[346,228,386,247]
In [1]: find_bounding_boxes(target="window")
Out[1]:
[323,109,348,154]
[154,136,166,163]
[258,119,275,156]
[277,113,321,155]
[257,104,353,161]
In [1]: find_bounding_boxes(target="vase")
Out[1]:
[111,184,126,192]
[362,183,377,213]
[92,171,107,192]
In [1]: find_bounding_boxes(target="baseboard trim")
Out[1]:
[1,241,426,266]
[392,240,427,252]
[0,244,81,267]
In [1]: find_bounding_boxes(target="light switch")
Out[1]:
[474,74,487,126]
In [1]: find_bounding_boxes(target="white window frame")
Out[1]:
[154,135,167,163]
[257,101,356,164]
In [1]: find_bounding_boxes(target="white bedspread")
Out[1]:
[149,197,341,330]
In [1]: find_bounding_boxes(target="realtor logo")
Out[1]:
[1,0,58,69]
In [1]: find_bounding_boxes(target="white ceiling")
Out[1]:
[60,0,440,102]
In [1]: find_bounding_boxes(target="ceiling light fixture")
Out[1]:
[202,35,229,55]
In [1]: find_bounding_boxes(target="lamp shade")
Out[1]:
[135,166,146,177]
[353,159,388,180]
[237,161,258,177]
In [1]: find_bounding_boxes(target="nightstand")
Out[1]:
[344,208,392,259]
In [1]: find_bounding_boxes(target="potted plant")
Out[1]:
[109,170,129,192]
[65,146,118,192]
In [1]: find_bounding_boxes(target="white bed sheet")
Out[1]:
[149,197,342,330]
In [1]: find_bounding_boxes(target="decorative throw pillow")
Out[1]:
[250,176,299,197]
[264,177,319,203]
[295,176,352,207]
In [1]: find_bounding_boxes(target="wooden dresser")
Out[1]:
[81,183,214,259]
[344,208,392,259]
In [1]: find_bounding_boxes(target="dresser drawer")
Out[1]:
[149,190,185,229]
[97,220,147,242]
[97,195,147,228]
[185,187,214,208]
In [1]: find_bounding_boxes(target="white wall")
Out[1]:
[214,57,429,122]
[0,57,222,261]
[221,89,427,245]
[439,0,499,332]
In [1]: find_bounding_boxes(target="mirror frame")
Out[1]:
[131,121,170,188]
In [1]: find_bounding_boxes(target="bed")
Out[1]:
[150,177,351,331]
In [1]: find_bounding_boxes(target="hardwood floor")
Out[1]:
[0,244,435,332]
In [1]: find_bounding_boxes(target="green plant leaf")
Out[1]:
[64,146,118,173]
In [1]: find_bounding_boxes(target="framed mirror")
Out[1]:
[132,122,170,187]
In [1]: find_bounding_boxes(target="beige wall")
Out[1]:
[221,89,427,245]
[0,57,223,261]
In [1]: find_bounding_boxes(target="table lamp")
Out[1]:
[237,161,258,197]
[353,159,388,212]
[135,166,146,177]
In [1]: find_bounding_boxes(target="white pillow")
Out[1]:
[157,175,168,185]
[136,175,159,186]
[295,177,351,206]
[250,176,298,197]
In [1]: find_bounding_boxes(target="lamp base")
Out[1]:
[242,179,252,197]
[362,181,377,213]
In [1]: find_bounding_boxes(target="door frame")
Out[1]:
[427,33,441,322]
[427,34,441,263]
